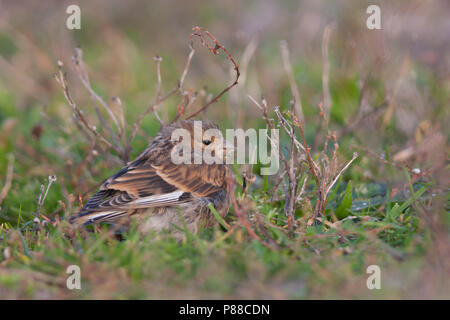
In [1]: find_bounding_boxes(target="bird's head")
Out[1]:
[157,120,234,165]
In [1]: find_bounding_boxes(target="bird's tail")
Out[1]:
[69,210,128,225]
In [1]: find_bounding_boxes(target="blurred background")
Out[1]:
[0,0,448,299]
[0,0,448,158]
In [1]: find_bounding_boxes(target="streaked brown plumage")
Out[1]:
[70,120,233,239]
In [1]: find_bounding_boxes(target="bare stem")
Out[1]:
[280,40,304,122]
[186,26,240,119]
[0,154,14,207]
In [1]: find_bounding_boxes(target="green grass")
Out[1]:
[0,82,446,298]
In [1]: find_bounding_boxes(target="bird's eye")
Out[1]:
[203,139,212,146]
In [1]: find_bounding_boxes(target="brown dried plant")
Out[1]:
[54,26,240,166]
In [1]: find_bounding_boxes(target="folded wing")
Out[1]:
[70,153,228,225]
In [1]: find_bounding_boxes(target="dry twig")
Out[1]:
[0,154,14,207]
[321,24,334,117]
[54,61,125,161]
[186,26,240,119]
[35,175,57,220]
[280,40,304,122]
[227,178,275,249]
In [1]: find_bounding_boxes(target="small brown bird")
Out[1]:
[70,120,233,239]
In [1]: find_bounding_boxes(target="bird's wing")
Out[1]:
[71,157,227,225]
[152,160,228,198]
